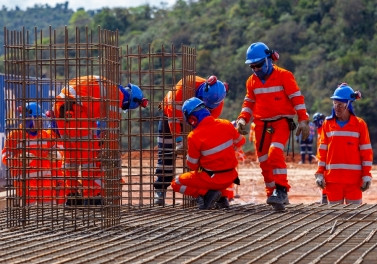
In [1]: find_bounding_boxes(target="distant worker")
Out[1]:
[315,83,373,204]
[154,75,228,205]
[235,42,310,211]
[171,97,245,209]
[312,112,327,204]
[1,102,63,205]
[296,114,315,164]
[53,75,147,205]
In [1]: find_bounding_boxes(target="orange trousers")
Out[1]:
[325,182,362,204]
[254,119,291,197]
[171,169,237,198]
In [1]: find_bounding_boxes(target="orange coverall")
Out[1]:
[53,75,123,198]
[171,116,245,198]
[238,65,308,197]
[315,115,373,203]
[2,128,63,205]
[155,76,224,190]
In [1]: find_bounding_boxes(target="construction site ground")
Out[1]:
[1,162,377,263]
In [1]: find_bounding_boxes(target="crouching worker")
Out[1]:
[171,97,245,210]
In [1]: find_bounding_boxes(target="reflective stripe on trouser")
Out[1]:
[154,118,175,189]
[325,182,362,204]
[171,169,237,198]
[255,118,291,196]
[63,161,103,197]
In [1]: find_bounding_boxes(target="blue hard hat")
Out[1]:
[182,97,206,121]
[196,76,226,109]
[313,112,325,122]
[245,42,270,64]
[23,102,45,118]
[330,83,358,102]
[120,83,148,110]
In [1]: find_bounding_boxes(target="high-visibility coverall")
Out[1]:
[315,115,373,204]
[53,75,123,198]
[238,65,309,197]
[315,125,327,198]
[2,128,63,205]
[155,76,224,190]
[171,116,245,198]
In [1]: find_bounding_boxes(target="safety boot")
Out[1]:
[154,190,166,206]
[321,194,328,204]
[266,185,288,211]
[65,192,83,206]
[199,190,221,210]
[215,196,230,209]
[85,195,104,206]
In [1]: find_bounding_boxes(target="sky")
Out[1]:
[0,0,177,11]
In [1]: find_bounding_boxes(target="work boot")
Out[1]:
[154,190,166,206]
[266,185,288,211]
[321,194,328,204]
[199,190,221,210]
[215,196,230,209]
[65,192,83,206]
[85,195,104,206]
[197,196,205,209]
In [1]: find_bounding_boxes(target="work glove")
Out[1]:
[361,176,372,192]
[315,174,326,189]
[296,120,310,141]
[236,118,248,135]
[175,136,184,154]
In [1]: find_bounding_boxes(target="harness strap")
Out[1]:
[200,167,234,177]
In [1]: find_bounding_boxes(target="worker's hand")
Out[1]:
[236,118,248,135]
[296,120,310,141]
[315,174,326,189]
[175,136,184,154]
[361,176,372,192]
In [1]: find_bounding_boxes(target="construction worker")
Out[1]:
[1,102,63,205]
[313,112,327,204]
[154,75,228,205]
[315,83,373,204]
[53,75,147,205]
[171,97,245,209]
[296,113,315,164]
[235,42,310,211]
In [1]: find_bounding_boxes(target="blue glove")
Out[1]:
[175,136,183,151]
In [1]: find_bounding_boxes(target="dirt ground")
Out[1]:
[234,155,377,205]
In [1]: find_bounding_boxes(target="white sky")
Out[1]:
[0,0,177,11]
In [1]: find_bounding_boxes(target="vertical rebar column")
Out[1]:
[121,44,196,208]
[3,26,121,230]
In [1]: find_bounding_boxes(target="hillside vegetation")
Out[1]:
[1,0,377,159]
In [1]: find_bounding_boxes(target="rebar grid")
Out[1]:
[3,26,122,229]
[120,44,196,208]
[1,204,377,263]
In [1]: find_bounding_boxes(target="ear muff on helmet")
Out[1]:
[204,75,217,92]
[266,49,279,61]
[188,115,198,127]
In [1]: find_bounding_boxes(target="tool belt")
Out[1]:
[258,117,296,152]
[199,167,235,177]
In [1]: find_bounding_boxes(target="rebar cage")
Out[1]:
[2,26,197,229]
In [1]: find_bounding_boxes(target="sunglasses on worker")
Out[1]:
[249,60,265,69]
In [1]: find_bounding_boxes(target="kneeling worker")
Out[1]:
[171,97,245,209]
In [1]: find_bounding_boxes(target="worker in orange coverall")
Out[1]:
[171,97,245,210]
[312,112,328,204]
[315,83,373,204]
[1,102,64,205]
[53,75,147,206]
[235,42,310,211]
[154,75,228,206]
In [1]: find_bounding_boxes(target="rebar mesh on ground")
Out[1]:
[1,203,377,263]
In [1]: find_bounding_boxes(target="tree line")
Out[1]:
[1,0,376,159]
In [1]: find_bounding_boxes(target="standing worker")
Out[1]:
[171,97,245,209]
[2,102,62,205]
[312,112,327,204]
[296,114,315,164]
[154,75,228,205]
[53,75,147,205]
[235,42,310,211]
[315,83,373,204]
